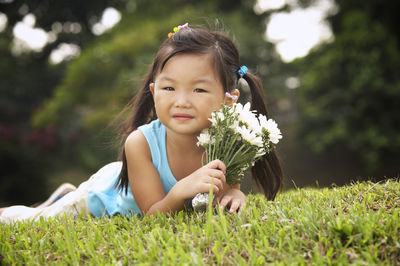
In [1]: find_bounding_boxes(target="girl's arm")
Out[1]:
[125,130,227,215]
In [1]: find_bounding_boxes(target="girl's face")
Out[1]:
[150,53,238,138]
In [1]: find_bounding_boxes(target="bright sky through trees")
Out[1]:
[256,0,336,62]
[1,1,335,63]
[0,7,120,63]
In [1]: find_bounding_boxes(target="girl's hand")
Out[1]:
[213,188,246,214]
[174,159,227,200]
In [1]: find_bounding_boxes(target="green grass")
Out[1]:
[1,179,399,265]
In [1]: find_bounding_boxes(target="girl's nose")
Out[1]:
[174,92,191,108]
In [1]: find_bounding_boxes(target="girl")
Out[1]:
[0,23,283,223]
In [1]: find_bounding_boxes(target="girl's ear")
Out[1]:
[224,89,240,105]
[149,83,155,95]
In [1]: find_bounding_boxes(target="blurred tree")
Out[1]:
[294,0,400,171]
[0,0,128,204]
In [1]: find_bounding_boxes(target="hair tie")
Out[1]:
[168,23,189,38]
[237,65,248,78]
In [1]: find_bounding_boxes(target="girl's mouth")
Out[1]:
[173,114,194,121]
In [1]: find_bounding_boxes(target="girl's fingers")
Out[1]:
[219,196,232,210]
[201,183,219,193]
[238,203,245,215]
[205,179,222,193]
[212,193,223,207]
[207,160,226,174]
[209,177,223,191]
[217,195,245,214]
[202,170,224,189]
[229,200,240,214]
[208,169,226,183]
[212,184,220,193]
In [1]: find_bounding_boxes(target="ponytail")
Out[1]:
[115,78,157,194]
[243,72,283,200]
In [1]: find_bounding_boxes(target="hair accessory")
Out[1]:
[225,92,238,100]
[168,23,189,38]
[237,65,248,78]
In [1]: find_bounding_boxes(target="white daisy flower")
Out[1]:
[259,115,282,144]
[217,112,225,121]
[229,120,239,130]
[197,130,211,146]
[255,149,266,158]
[208,112,218,125]
[232,103,261,133]
[236,126,263,147]
[247,115,262,135]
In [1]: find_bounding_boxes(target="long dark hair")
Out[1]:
[115,25,283,200]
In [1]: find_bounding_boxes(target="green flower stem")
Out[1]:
[225,144,251,169]
[222,132,239,162]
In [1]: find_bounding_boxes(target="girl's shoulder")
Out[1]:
[125,119,165,165]
[125,129,151,159]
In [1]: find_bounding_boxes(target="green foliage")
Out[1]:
[294,5,400,170]
[0,0,129,203]
[1,180,399,264]
[0,28,63,204]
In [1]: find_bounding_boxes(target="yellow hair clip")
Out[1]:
[168,23,189,38]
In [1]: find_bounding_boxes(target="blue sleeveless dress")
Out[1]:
[87,119,178,217]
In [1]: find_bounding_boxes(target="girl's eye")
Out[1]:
[163,87,174,91]
[194,88,206,93]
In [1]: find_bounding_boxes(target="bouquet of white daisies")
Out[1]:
[192,101,282,209]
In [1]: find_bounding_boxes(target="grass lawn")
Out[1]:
[1,179,399,265]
